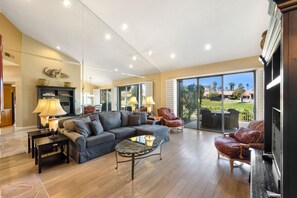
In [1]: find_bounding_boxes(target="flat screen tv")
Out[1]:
[272,107,281,178]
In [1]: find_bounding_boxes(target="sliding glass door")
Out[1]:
[199,76,223,132]
[118,85,139,111]
[178,78,198,129]
[100,89,111,111]
[177,71,255,132]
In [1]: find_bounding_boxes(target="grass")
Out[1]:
[201,99,254,112]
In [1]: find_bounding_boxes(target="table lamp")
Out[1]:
[40,98,66,139]
[33,98,49,134]
[129,96,138,112]
[145,96,155,114]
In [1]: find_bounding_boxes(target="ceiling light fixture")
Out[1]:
[114,68,118,72]
[129,64,133,68]
[132,56,137,61]
[205,44,212,50]
[122,24,128,31]
[148,51,153,56]
[170,53,176,59]
[56,46,61,50]
[63,0,71,8]
[105,33,111,40]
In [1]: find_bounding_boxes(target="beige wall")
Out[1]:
[112,56,263,112]
[0,14,22,65]
[21,35,81,127]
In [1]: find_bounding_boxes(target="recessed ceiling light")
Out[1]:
[132,56,137,61]
[122,24,128,31]
[170,53,176,59]
[114,68,118,72]
[63,0,71,8]
[56,46,61,50]
[129,64,133,68]
[148,51,153,56]
[205,44,212,50]
[105,33,111,40]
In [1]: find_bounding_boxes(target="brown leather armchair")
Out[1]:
[157,107,184,131]
[214,120,264,172]
[83,105,95,114]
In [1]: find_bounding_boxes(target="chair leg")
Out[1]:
[217,152,220,158]
[229,159,234,173]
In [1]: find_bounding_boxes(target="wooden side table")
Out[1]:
[148,116,163,125]
[27,130,51,158]
[34,134,69,173]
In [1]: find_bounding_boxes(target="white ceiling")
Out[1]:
[0,0,269,85]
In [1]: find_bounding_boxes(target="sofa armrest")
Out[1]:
[63,130,87,152]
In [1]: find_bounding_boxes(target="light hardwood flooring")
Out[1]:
[0,128,250,198]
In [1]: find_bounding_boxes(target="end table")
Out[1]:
[27,130,52,158]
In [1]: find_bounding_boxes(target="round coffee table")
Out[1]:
[115,135,163,180]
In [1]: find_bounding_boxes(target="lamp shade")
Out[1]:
[145,96,155,105]
[33,99,48,113]
[129,96,138,105]
[39,99,67,116]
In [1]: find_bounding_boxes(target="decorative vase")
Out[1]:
[64,82,71,87]
[37,79,49,86]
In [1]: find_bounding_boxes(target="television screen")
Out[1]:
[272,107,281,176]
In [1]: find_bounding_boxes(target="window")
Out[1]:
[100,89,111,111]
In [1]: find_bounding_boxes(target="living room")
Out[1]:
[0,0,296,197]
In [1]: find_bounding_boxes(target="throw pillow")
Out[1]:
[89,114,100,122]
[89,120,104,135]
[234,127,261,144]
[134,112,147,124]
[128,115,141,126]
[63,116,91,132]
[73,120,93,138]
[121,111,132,127]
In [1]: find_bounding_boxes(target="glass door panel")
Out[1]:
[223,72,255,132]
[199,76,223,132]
[178,79,198,129]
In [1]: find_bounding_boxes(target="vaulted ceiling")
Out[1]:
[0,0,269,85]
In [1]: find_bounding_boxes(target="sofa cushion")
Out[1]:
[234,127,262,144]
[107,127,136,139]
[89,114,100,122]
[90,120,104,135]
[163,113,177,120]
[99,111,121,130]
[129,115,141,126]
[86,132,115,148]
[73,120,93,138]
[134,112,147,124]
[214,136,242,158]
[64,117,91,132]
[120,111,132,127]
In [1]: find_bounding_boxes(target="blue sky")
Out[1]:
[181,72,254,90]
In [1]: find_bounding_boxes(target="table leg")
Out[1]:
[66,143,69,164]
[38,148,42,174]
[132,153,135,180]
[31,138,35,158]
[28,135,30,154]
[159,143,163,160]
[35,146,38,165]
[115,152,118,170]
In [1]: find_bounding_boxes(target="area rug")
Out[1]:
[0,174,49,198]
[0,131,27,158]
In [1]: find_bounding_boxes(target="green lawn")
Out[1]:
[201,99,254,112]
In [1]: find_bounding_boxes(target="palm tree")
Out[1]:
[213,81,217,91]
[238,83,244,89]
[229,82,235,91]
[246,83,250,90]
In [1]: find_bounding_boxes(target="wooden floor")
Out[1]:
[0,128,250,198]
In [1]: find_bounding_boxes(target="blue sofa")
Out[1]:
[60,111,170,163]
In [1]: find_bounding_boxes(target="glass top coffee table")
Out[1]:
[115,135,163,180]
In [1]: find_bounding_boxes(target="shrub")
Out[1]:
[208,92,220,101]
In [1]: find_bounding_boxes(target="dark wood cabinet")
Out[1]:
[36,86,76,128]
